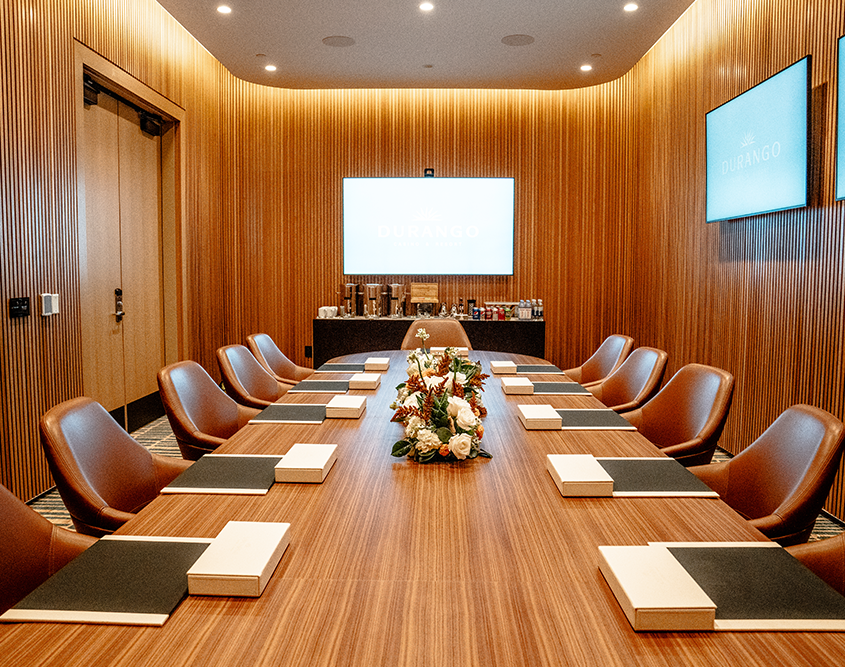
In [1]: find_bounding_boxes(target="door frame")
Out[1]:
[74,41,187,393]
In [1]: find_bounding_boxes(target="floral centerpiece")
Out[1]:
[390,328,491,463]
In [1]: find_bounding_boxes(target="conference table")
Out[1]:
[2,350,845,666]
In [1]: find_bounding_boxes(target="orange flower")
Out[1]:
[439,444,451,457]
[476,424,484,439]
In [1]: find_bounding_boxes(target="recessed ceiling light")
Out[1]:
[265,65,277,72]
[423,64,434,69]
[624,3,639,11]
[501,34,535,47]
[420,2,434,11]
[217,5,232,14]
[322,36,356,47]
[580,64,593,72]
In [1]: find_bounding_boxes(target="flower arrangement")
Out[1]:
[390,328,491,463]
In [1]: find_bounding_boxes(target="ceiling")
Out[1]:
[155,0,695,90]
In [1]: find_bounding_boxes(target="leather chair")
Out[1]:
[158,360,260,460]
[216,344,292,409]
[247,333,313,383]
[587,347,668,412]
[0,482,97,614]
[39,397,191,536]
[563,334,634,385]
[400,318,472,350]
[787,533,845,595]
[690,404,845,546]
[620,363,734,467]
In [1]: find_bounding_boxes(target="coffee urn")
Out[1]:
[387,283,405,317]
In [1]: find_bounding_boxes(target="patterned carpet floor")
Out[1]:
[29,417,845,542]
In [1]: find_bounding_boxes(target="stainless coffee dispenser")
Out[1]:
[364,283,382,318]
[339,283,357,317]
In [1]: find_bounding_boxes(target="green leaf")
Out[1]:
[418,449,439,463]
[477,447,493,459]
[436,427,452,443]
[391,440,413,457]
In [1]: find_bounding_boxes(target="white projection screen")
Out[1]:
[342,177,515,275]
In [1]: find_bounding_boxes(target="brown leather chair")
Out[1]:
[587,347,668,412]
[39,397,191,537]
[563,334,634,385]
[620,363,734,467]
[157,360,260,460]
[690,405,845,546]
[247,333,313,383]
[216,344,292,409]
[0,482,96,614]
[787,534,845,595]
[400,318,472,350]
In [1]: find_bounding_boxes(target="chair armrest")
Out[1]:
[688,460,730,496]
[151,454,192,488]
[562,367,581,383]
[619,408,643,429]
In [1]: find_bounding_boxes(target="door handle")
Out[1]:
[115,288,125,322]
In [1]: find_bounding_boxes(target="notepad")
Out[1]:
[364,357,390,371]
[546,455,719,497]
[517,404,562,429]
[161,454,283,495]
[187,521,291,597]
[490,360,517,374]
[348,373,381,390]
[249,403,327,424]
[325,394,366,418]
[288,380,349,393]
[274,443,338,483]
[0,536,213,626]
[555,408,637,430]
[501,376,534,394]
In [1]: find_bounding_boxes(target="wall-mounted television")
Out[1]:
[837,36,845,201]
[706,56,811,223]
[342,177,515,275]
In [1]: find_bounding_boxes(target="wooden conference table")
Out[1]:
[2,350,844,666]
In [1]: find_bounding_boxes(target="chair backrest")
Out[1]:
[720,404,845,543]
[400,319,472,350]
[578,334,634,384]
[216,344,286,408]
[0,483,96,614]
[634,363,734,466]
[246,333,312,382]
[158,360,250,459]
[39,397,163,534]
[787,533,845,595]
[589,347,668,412]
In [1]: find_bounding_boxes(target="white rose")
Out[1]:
[415,429,441,453]
[407,363,420,377]
[423,375,445,390]
[456,406,478,431]
[447,396,471,417]
[403,391,423,408]
[453,371,467,387]
[448,433,473,460]
[404,415,425,438]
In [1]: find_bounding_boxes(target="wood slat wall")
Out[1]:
[2,0,845,524]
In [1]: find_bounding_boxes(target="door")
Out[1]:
[80,92,164,430]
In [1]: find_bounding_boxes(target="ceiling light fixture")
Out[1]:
[265,65,277,72]
[217,5,232,14]
[580,64,593,72]
[420,2,434,11]
[624,3,639,11]
[501,34,535,47]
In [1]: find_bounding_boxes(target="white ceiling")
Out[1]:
[156,0,695,90]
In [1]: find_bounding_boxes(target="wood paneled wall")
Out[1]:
[3,0,845,522]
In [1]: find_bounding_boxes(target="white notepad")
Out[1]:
[364,357,390,371]
[349,373,381,390]
[546,454,614,496]
[326,394,366,418]
[598,544,717,632]
[490,360,517,374]
[274,443,338,483]
[187,521,290,597]
[517,404,562,429]
[501,376,534,394]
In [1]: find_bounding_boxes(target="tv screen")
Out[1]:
[342,177,515,275]
[837,36,845,201]
[706,56,810,222]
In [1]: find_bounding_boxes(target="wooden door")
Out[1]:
[80,94,163,428]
